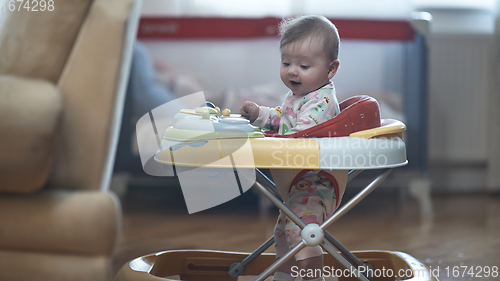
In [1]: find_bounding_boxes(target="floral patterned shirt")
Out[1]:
[253,82,340,135]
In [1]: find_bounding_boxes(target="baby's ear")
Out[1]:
[328,60,340,79]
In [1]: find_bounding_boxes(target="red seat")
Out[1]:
[264,95,381,138]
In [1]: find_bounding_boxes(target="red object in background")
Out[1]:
[138,17,281,39]
[264,95,381,138]
[138,17,415,41]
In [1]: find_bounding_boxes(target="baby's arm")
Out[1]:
[240,101,281,130]
[254,106,281,131]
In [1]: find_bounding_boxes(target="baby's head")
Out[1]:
[279,15,340,95]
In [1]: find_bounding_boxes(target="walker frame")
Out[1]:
[116,99,438,281]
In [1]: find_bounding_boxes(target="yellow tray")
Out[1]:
[155,119,407,170]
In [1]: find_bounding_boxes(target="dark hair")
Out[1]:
[279,15,340,61]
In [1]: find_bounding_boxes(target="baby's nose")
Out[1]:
[288,66,298,76]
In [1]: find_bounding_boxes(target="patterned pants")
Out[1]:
[274,170,340,261]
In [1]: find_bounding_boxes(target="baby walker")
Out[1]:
[116,96,438,281]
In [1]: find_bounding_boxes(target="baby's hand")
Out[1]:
[240,101,259,123]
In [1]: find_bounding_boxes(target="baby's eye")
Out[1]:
[282,62,290,67]
[301,65,309,69]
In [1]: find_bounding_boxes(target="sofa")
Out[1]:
[0,0,140,280]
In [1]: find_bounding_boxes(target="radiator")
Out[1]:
[426,31,496,191]
[428,33,493,163]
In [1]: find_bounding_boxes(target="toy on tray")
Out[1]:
[116,97,438,281]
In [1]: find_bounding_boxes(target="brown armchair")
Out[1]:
[0,0,140,280]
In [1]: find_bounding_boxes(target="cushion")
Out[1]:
[49,0,135,191]
[0,0,92,84]
[0,76,62,193]
[0,191,121,256]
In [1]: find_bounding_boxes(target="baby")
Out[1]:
[240,15,340,135]
[240,15,342,281]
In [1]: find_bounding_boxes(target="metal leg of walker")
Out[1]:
[229,168,370,278]
[229,236,275,278]
[229,171,282,278]
[255,170,284,201]
[257,169,371,269]
[229,169,391,281]
[252,179,369,281]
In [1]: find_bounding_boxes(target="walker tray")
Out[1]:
[155,97,407,170]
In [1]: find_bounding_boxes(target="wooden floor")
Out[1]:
[112,185,500,281]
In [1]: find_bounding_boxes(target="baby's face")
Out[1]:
[280,37,336,96]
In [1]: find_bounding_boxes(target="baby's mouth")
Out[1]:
[290,80,301,86]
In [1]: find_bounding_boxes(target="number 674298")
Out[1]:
[1,0,54,12]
